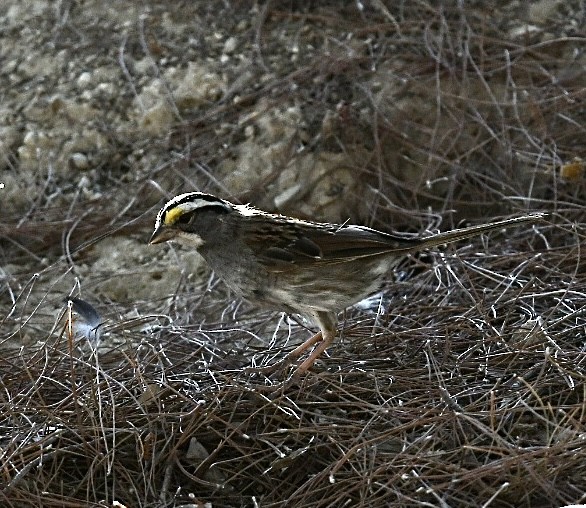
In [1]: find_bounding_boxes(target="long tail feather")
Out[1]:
[414,212,547,251]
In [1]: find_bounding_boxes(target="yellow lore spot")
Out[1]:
[164,206,185,226]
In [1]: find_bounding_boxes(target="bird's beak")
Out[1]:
[149,226,176,245]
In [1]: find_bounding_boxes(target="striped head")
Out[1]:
[149,192,233,247]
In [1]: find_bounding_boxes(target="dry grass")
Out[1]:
[2,227,585,507]
[1,2,586,507]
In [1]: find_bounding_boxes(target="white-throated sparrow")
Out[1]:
[150,192,544,373]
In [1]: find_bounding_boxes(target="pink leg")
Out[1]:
[293,310,338,373]
[246,311,338,375]
[295,328,336,373]
[288,331,323,358]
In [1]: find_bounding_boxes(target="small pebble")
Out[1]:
[223,36,238,54]
[71,152,89,170]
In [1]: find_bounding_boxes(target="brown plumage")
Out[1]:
[150,192,545,373]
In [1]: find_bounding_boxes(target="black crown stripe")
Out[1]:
[165,192,221,209]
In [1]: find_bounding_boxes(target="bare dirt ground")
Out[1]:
[1,1,585,507]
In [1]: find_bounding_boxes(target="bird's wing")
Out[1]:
[243,219,416,270]
[242,212,545,272]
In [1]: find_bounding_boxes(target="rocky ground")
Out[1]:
[1,0,584,314]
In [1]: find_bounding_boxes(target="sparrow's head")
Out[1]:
[149,192,233,247]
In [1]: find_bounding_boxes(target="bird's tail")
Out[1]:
[414,212,546,250]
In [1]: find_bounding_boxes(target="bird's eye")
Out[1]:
[176,213,194,225]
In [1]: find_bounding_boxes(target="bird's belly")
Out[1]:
[269,262,391,313]
[205,250,392,314]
